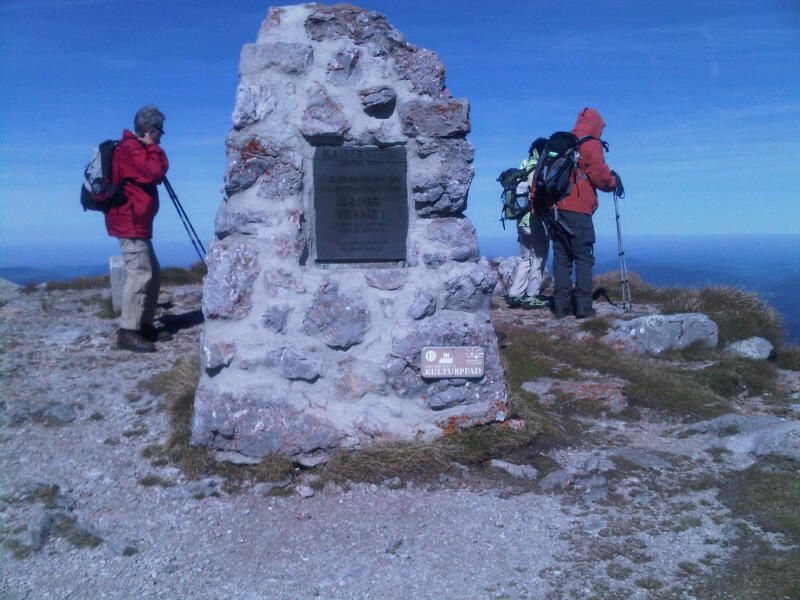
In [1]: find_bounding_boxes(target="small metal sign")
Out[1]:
[420,346,485,379]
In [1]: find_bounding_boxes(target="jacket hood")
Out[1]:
[573,108,605,139]
[122,129,138,140]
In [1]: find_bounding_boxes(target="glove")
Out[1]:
[611,170,625,198]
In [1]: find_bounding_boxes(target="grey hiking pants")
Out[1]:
[118,238,160,331]
[552,210,595,316]
[508,216,550,298]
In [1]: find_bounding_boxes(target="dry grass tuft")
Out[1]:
[668,286,782,347]
[325,443,452,483]
[45,275,110,291]
[595,272,783,347]
[160,261,207,286]
[776,346,800,371]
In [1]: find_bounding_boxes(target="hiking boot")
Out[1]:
[140,323,173,342]
[575,308,597,319]
[519,295,549,309]
[117,329,156,353]
[505,295,524,308]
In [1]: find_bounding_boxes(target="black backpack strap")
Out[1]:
[578,135,610,152]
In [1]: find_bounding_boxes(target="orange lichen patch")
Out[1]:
[240,139,271,160]
[439,415,472,436]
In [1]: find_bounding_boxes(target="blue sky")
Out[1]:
[1,0,798,267]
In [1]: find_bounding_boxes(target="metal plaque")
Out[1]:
[420,346,485,379]
[313,146,408,262]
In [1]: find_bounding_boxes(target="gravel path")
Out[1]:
[1,283,798,599]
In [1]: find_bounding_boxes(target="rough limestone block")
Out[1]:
[214,206,271,239]
[407,289,437,320]
[239,42,313,76]
[301,87,350,144]
[202,339,237,375]
[398,99,470,138]
[232,84,277,129]
[109,255,125,313]
[327,47,361,83]
[224,137,303,198]
[359,85,397,118]
[724,336,774,360]
[603,313,719,355]
[262,304,292,333]
[412,217,480,267]
[267,347,323,382]
[364,269,407,290]
[191,386,342,457]
[394,47,446,97]
[441,264,497,312]
[202,239,260,320]
[301,281,370,350]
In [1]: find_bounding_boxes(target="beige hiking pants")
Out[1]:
[118,238,160,331]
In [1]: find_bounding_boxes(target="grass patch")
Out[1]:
[4,483,61,508]
[45,275,109,291]
[122,425,148,438]
[325,414,543,484]
[689,357,779,399]
[52,515,103,548]
[775,346,800,371]
[138,475,174,488]
[578,316,611,337]
[695,540,800,599]
[634,577,664,590]
[660,340,718,362]
[160,261,207,285]
[504,323,733,420]
[96,297,118,319]
[719,457,800,541]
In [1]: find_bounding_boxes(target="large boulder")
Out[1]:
[602,313,719,355]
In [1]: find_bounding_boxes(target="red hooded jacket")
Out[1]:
[557,108,617,215]
[105,129,169,239]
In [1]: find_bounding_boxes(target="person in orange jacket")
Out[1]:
[106,105,170,352]
[551,107,620,318]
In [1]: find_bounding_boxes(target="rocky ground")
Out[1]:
[1,280,799,599]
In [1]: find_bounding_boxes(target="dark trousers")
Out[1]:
[551,210,595,316]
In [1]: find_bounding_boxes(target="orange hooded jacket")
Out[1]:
[558,108,617,215]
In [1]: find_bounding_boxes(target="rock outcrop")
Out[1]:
[724,336,774,360]
[602,313,719,355]
[192,4,506,459]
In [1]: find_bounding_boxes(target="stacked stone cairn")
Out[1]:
[192,3,507,461]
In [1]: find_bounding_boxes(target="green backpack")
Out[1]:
[497,149,540,229]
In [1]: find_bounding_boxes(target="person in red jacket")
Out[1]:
[106,105,169,352]
[551,107,620,319]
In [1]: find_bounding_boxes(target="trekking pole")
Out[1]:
[163,177,207,267]
[613,191,633,311]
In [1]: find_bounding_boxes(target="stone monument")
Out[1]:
[191,3,507,461]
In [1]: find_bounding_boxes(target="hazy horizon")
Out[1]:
[3,233,797,344]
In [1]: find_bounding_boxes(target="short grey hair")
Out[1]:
[134,105,165,136]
